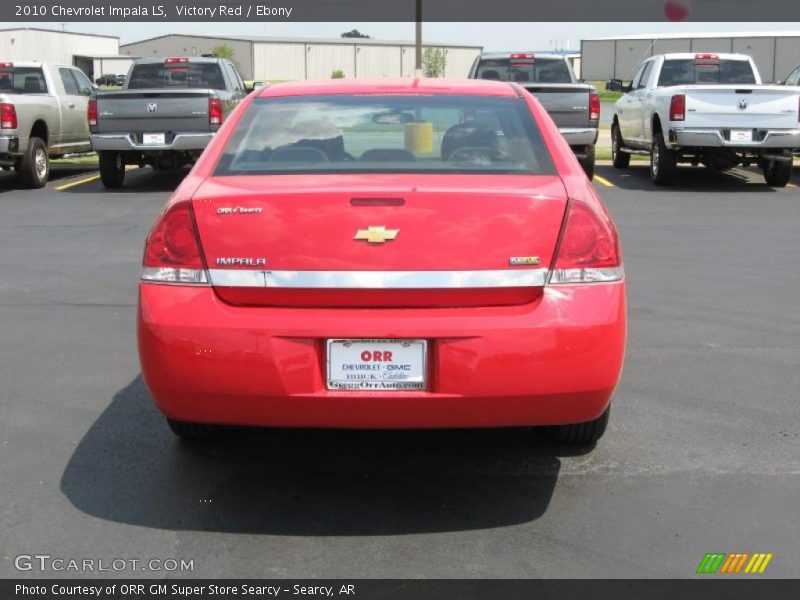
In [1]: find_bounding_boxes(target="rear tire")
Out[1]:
[578,145,595,180]
[763,160,792,187]
[547,407,610,445]
[650,132,676,186]
[166,418,226,441]
[99,151,125,188]
[17,137,49,188]
[611,123,630,169]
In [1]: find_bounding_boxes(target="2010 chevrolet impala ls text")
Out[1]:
[137,78,626,446]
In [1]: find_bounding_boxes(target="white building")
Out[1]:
[581,32,800,83]
[0,28,133,80]
[120,34,483,81]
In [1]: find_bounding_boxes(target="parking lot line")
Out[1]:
[594,175,615,188]
[55,174,101,191]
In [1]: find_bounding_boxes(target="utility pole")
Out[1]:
[415,0,422,77]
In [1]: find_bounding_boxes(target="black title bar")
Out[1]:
[4,0,800,22]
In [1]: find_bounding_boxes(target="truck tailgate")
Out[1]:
[683,86,800,129]
[519,83,595,128]
[94,89,213,134]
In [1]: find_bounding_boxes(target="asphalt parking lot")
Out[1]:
[0,163,798,579]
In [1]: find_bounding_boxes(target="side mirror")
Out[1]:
[81,86,93,96]
[606,78,624,92]
[775,79,783,85]
[253,81,265,90]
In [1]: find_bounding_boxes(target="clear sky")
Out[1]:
[9,22,800,50]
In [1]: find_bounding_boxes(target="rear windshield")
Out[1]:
[0,68,48,94]
[127,62,225,90]
[214,94,554,176]
[475,58,572,83]
[657,59,757,86]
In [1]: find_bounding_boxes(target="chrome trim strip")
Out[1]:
[208,268,549,289]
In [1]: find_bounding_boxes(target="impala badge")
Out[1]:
[146,103,158,113]
[354,226,399,244]
[738,99,748,110]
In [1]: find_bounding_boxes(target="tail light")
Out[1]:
[549,197,622,284]
[164,57,189,65]
[209,97,223,126]
[589,92,600,121]
[141,200,208,284]
[669,94,685,121]
[694,53,719,60]
[87,98,97,127]
[1,103,17,129]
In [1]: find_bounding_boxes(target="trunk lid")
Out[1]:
[94,89,213,134]
[682,85,800,129]
[519,84,595,129]
[191,174,569,308]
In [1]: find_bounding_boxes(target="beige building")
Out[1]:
[120,34,483,81]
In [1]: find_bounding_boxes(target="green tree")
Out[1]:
[207,44,239,69]
[422,48,446,78]
[341,29,370,38]
[331,70,346,79]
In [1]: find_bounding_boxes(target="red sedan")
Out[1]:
[137,78,626,445]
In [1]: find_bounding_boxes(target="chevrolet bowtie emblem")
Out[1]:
[354,226,399,244]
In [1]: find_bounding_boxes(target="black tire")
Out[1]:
[611,123,630,169]
[17,136,49,188]
[99,151,125,188]
[650,132,676,186]
[166,418,226,441]
[578,145,595,180]
[763,160,792,187]
[547,407,610,445]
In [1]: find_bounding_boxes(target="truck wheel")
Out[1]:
[99,151,125,188]
[763,160,792,187]
[17,137,49,188]
[547,407,610,445]
[578,145,595,180]
[611,124,630,169]
[166,418,226,441]
[650,132,676,186]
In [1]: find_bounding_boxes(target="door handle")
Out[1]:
[67,102,76,108]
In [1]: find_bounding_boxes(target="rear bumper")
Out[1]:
[90,132,214,152]
[0,135,20,155]
[560,127,598,149]
[668,128,800,149]
[138,281,627,429]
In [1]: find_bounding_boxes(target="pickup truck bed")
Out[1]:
[469,53,599,179]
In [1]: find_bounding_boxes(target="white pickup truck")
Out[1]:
[0,61,94,187]
[608,53,800,186]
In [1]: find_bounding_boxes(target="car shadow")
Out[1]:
[0,164,97,194]
[59,166,191,194]
[597,164,784,193]
[59,376,583,536]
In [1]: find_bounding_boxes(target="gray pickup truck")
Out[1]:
[90,57,246,188]
[0,61,94,188]
[469,53,599,178]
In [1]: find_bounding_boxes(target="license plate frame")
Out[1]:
[326,339,428,391]
[729,129,753,144]
[142,133,166,145]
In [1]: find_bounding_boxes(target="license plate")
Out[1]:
[730,129,752,144]
[142,133,166,145]
[327,339,427,391]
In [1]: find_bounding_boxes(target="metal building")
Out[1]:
[120,34,483,81]
[0,27,123,80]
[581,32,800,83]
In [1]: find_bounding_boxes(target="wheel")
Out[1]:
[166,418,226,441]
[611,123,630,169]
[578,145,595,180]
[547,407,610,445]
[17,137,49,188]
[99,151,125,188]
[763,160,792,187]
[650,132,676,186]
